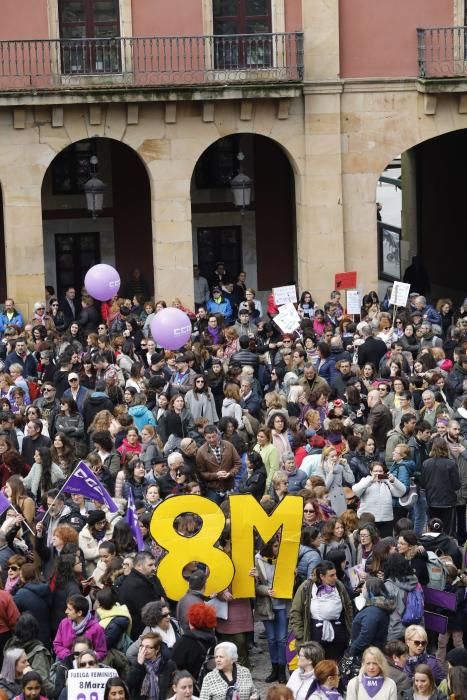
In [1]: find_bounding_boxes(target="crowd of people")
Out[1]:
[0,267,464,700]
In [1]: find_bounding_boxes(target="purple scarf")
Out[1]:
[317,685,342,700]
[207,325,221,343]
[316,584,335,596]
[361,675,385,698]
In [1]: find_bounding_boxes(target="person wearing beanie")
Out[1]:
[78,510,114,578]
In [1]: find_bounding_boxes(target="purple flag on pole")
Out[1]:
[126,489,145,552]
[64,461,118,513]
[0,491,11,518]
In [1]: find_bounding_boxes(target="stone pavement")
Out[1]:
[250,622,285,697]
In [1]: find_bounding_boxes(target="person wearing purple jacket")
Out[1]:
[403,625,446,684]
[53,593,107,661]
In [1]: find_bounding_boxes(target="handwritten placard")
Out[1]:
[346,290,361,315]
[390,281,410,307]
[274,303,301,334]
[273,285,297,306]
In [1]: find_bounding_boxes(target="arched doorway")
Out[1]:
[376,129,467,303]
[191,133,296,296]
[41,137,153,300]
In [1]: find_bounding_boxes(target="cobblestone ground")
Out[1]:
[250,621,283,697]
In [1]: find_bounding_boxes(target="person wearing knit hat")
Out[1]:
[86,510,107,527]
[78,510,113,578]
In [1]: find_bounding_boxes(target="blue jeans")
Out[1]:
[205,488,225,505]
[263,608,287,664]
[411,490,427,535]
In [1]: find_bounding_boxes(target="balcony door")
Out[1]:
[213,0,272,69]
[59,0,121,74]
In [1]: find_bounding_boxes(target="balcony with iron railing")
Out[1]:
[0,33,303,92]
[417,26,467,80]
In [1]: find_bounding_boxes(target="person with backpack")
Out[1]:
[347,578,396,658]
[383,554,423,641]
[435,561,466,663]
[170,603,217,694]
[397,531,429,586]
[419,518,462,569]
[403,626,446,683]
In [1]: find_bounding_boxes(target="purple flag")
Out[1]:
[0,491,11,518]
[63,461,118,513]
[126,489,145,552]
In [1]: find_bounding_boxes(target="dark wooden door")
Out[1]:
[55,233,100,299]
[197,227,242,282]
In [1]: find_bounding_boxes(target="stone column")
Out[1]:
[298,1,345,304]
[2,178,45,320]
[401,149,418,271]
[148,157,194,308]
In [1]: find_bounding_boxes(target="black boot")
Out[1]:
[265,664,279,683]
[277,664,287,683]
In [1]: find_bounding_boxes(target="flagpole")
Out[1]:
[38,467,77,524]
[9,504,36,537]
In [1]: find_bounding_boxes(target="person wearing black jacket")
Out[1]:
[238,451,267,501]
[171,602,217,691]
[357,324,387,368]
[118,552,165,640]
[419,518,462,569]
[420,437,461,534]
[127,632,176,700]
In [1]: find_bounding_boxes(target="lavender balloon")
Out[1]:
[84,264,121,302]
[150,307,192,350]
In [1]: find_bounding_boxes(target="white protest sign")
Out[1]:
[274,302,301,334]
[273,285,297,306]
[390,281,411,307]
[346,290,361,315]
[67,668,117,700]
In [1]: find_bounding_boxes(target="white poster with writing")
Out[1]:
[346,290,361,315]
[274,302,301,334]
[390,281,411,307]
[67,668,118,700]
[273,285,297,306]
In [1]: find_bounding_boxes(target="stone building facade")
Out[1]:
[0,0,465,318]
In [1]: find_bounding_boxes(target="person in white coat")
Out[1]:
[287,642,324,700]
[352,462,406,537]
[346,647,397,700]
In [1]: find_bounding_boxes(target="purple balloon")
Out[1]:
[150,307,192,350]
[84,264,121,302]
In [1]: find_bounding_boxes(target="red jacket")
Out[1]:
[0,590,19,634]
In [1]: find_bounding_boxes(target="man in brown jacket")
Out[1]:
[196,424,241,503]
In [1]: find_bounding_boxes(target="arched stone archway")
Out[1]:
[191,132,297,298]
[41,136,153,300]
[376,129,467,301]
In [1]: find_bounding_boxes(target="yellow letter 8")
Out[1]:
[150,495,234,600]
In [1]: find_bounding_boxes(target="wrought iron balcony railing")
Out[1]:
[0,33,303,91]
[417,26,467,78]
